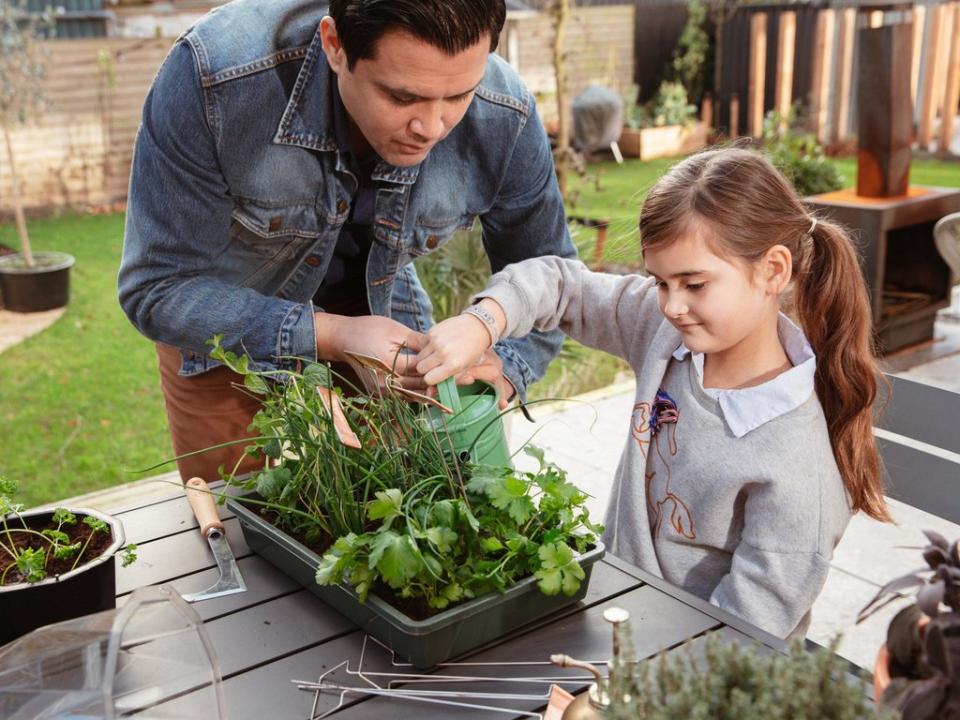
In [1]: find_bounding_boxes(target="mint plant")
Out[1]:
[206,338,602,615]
[0,476,137,585]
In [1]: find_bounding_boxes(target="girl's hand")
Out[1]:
[416,314,493,386]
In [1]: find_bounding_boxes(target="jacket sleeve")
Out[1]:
[477,92,578,398]
[117,41,316,371]
[476,256,661,362]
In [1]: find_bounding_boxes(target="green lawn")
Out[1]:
[1,214,173,507]
[2,154,958,507]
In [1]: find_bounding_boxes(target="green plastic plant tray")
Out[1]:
[226,495,605,668]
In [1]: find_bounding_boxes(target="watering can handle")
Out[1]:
[437,377,462,414]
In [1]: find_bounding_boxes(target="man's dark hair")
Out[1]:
[328,0,506,68]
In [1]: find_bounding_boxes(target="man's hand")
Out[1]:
[314,313,426,390]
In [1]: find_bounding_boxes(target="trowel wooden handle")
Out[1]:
[185,477,225,537]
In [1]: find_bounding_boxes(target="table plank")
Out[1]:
[114,482,235,545]
[116,517,251,594]
[126,560,643,719]
[329,583,720,720]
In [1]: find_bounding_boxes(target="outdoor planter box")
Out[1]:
[618,122,709,161]
[227,496,605,668]
[0,507,124,646]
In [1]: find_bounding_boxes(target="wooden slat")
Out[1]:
[940,3,960,153]
[834,8,857,142]
[775,11,796,122]
[124,559,644,718]
[116,516,251,594]
[911,4,927,109]
[748,13,767,138]
[918,4,945,149]
[809,9,836,144]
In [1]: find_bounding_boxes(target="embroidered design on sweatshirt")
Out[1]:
[634,389,695,540]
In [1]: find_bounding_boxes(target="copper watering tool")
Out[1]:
[182,477,247,603]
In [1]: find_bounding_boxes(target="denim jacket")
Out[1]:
[118,0,575,398]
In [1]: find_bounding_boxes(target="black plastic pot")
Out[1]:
[228,496,605,668]
[0,251,75,312]
[0,507,125,646]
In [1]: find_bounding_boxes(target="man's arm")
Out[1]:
[478,93,577,399]
[118,41,316,371]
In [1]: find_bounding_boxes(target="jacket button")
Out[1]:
[305,255,321,267]
[426,234,439,249]
[336,200,349,213]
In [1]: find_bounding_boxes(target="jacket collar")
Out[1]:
[273,26,421,185]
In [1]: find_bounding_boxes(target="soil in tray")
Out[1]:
[1,513,113,585]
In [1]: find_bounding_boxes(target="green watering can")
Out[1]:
[423,377,513,469]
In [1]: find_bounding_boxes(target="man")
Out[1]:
[119,0,575,482]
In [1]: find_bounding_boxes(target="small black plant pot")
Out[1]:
[0,251,75,312]
[228,496,605,668]
[0,507,125,647]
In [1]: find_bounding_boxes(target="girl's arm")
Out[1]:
[416,256,660,386]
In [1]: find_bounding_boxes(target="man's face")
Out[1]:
[321,20,490,166]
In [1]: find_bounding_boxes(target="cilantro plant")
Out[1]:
[0,476,137,586]
[208,339,602,613]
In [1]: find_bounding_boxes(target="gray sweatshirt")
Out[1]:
[479,257,852,638]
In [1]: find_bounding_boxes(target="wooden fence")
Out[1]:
[0,37,171,217]
[501,4,636,123]
[0,5,634,216]
[716,0,960,153]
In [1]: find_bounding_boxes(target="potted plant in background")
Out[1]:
[200,338,605,668]
[0,476,137,645]
[858,529,960,718]
[603,634,894,719]
[0,1,75,314]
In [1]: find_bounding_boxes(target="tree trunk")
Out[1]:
[2,124,34,267]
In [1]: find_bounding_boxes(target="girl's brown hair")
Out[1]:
[639,148,890,522]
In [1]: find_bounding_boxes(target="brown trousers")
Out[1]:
[155,343,263,483]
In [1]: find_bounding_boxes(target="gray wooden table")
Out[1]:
[113,487,789,719]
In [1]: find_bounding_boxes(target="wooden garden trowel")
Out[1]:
[182,477,247,602]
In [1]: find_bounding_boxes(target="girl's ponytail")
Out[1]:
[794,219,892,522]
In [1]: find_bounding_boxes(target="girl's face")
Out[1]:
[643,229,778,357]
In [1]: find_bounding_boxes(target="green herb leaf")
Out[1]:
[480,536,505,552]
[368,489,403,528]
[244,373,269,395]
[83,516,108,534]
[425,526,458,553]
[534,542,585,596]
[52,508,76,525]
[120,543,138,567]
[42,529,70,544]
[487,476,535,524]
[316,533,361,586]
[52,542,81,560]
[369,531,422,588]
[17,547,47,583]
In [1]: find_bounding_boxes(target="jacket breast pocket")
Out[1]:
[409,213,478,257]
[229,201,321,288]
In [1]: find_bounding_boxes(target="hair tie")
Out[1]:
[808,217,818,235]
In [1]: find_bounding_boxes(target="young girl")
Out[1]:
[414,148,891,639]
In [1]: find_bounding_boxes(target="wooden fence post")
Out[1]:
[775,11,796,125]
[941,2,960,154]
[809,9,837,144]
[748,12,767,137]
[911,4,926,110]
[834,8,857,142]
[730,93,740,138]
[918,4,945,149]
